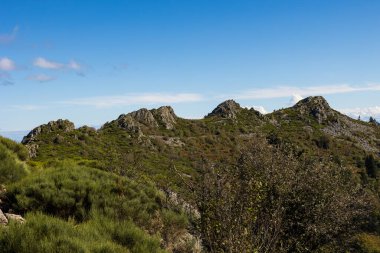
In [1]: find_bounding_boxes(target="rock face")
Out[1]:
[152,106,177,130]
[116,106,178,135]
[117,114,143,136]
[128,109,158,127]
[0,209,7,225]
[293,96,336,124]
[5,213,25,224]
[21,119,75,158]
[207,99,241,119]
[22,119,75,144]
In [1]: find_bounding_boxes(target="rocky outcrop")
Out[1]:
[152,106,177,130]
[207,99,242,119]
[128,109,158,127]
[22,119,75,144]
[0,209,7,225]
[5,213,25,224]
[117,114,143,136]
[293,96,336,124]
[0,209,25,226]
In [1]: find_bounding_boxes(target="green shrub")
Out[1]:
[0,136,29,161]
[0,144,28,184]
[7,163,161,225]
[0,212,165,253]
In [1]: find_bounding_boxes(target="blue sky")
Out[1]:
[1,0,380,137]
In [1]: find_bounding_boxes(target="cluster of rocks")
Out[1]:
[207,99,242,119]
[293,96,336,124]
[22,119,75,145]
[21,119,76,158]
[0,209,25,226]
[115,106,178,136]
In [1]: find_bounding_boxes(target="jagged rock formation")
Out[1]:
[22,119,75,144]
[207,99,242,119]
[21,119,75,158]
[151,106,177,130]
[128,108,158,127]
[114,106,178,135]
[293,96,336,124]
[0,209,7,225]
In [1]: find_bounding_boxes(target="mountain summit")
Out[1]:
[207,99,242,119]
[293,96,336,124]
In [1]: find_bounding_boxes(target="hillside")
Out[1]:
[20,96,380,187]
[1,96,380,252]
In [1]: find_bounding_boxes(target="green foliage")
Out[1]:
[0,141,28,184]
[3,162,188,252]
[354,233,380,253]
[366,154,379,178]
[315,134,331,149]
[194,138,372,253]
[0,136,29,161]
[7,162,161,225]
[0,212,165,253]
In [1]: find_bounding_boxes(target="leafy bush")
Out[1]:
[0,136,29,161]
[7,163,161,225]
[4,163,189,252]
[0,212,165,253]
[194,138,372,252]
[0,143,28,184]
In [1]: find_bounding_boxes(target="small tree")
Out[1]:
[365,154,378,178]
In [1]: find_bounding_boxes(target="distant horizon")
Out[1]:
[1,0,380,132]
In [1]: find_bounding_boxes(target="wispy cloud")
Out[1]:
[229,84,380,100]
[0,57,16,71]
[67,60,84,76]
[10,105,46,111]
[33,57,84,76]
[339,106,380,120]
[0,26,18,44]
[27,74,55,82]
[33,57,64,69]
[62,93,203,108]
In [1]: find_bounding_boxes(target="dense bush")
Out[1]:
[194,138,373,253]
[0,143,28,184]
[3,163,189,252]
[7,163,161,225]
[0,136,28,161]
[0,212,165,253]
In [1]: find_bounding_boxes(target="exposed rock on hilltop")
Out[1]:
[293,96,336,124]
[151,106,177,129]
[116,114,143,136]
[112,106,178,135]
[128,108,158,127]
[22,119,75,144]
[207,99,242,119]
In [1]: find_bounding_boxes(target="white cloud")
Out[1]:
[62,93,203,108]
[244,105,267,114]
[0,26,18,44]
[67,60,81,70]
[67,60,85,76]
[229,84,380,100]
[339,106,380,120]
[290,94,303,105]
[33,57,64,69]
[0,57,16,71]
[10,105,46,111]
[27,74,55,82]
